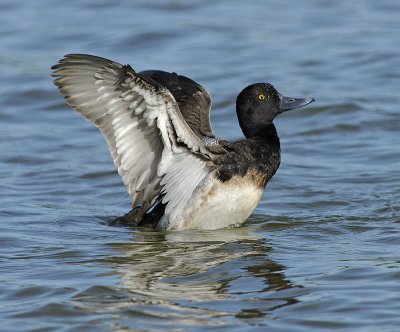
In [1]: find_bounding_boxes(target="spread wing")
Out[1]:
[51,54,216,220]
[139,70,215,138]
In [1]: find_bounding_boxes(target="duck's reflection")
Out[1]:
[103,217,302,323]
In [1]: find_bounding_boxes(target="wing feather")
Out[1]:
[139,70,215,138]
[52,54,215,225]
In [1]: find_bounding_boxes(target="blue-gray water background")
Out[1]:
[1,1,399,331]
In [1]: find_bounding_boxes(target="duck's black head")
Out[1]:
[236,83,314,138]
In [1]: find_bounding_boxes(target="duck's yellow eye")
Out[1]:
[258,94,266,101]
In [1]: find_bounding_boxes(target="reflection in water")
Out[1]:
[86,220,303,328]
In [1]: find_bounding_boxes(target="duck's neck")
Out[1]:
[242,121,280,147]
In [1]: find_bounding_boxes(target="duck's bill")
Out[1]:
[278,94,315,113]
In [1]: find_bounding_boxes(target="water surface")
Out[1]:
[1,0,400,331]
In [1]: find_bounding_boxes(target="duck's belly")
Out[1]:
[166,174,264,230]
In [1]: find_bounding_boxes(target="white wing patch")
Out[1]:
[52,54,213,227]
[161,150,209,223]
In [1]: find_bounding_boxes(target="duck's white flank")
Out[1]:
[158,173,264,230]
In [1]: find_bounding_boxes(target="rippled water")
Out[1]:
[1,0,400,331]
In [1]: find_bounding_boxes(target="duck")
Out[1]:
[52,54,314,230]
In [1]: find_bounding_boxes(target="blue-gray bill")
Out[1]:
[278,94,315,113]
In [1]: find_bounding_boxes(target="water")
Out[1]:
[1,0,400,331]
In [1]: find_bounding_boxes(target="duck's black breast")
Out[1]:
[215,136,281,188]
